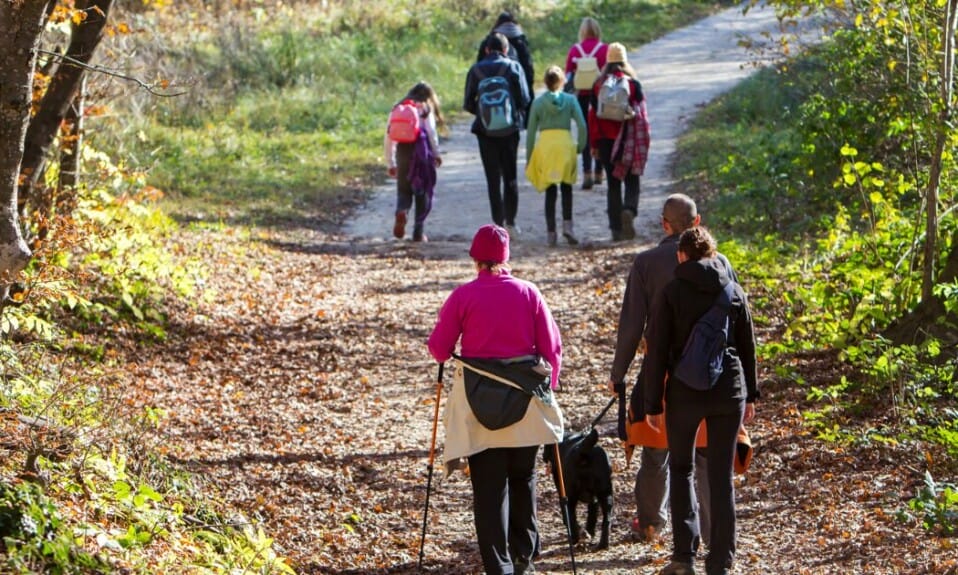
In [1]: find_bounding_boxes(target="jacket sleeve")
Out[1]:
[531,287,562,390]
[571,94,587,153]
[564,44,577,74]
[512,36,535,100]
[513,60,531,110]
[383,129,396,169]
[733,289,760,403]
[643,288,673,415]
[525,98,539,160]
[463,66,479,115]
[424,112,440,158]
[610,259,647,383]
[427,290,463,363]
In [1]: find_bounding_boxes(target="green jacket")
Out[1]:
[526,90,587,159]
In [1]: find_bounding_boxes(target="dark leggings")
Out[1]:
[544,183,573,232]
[666,396,744,573]
[477,132,520,226]
[395,144,432,228]
[597,138,640,231]
[576,93,602,173]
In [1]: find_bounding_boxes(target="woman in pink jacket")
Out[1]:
[428,224,562,575]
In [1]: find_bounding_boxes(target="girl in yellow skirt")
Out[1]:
[525,65,587,245]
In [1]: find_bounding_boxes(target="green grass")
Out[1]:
[104,0,737,226]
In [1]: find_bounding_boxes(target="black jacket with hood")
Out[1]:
[643,256,759,416]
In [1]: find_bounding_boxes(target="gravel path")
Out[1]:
[344,2,781,253]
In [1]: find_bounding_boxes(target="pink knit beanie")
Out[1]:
[469,224,510,263]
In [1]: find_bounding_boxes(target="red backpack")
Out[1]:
[388,99,422,143]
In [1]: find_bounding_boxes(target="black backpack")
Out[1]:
[672,282,737,391]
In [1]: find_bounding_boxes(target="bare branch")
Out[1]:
[36,48,188,97]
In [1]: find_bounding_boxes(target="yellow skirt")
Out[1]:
[525,129,578,192]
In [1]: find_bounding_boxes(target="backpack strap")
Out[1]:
[586,42,602,57]
[575,42,586,58]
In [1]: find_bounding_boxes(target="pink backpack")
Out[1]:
[388,99,421,143]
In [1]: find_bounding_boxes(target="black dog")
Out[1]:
[543,427,613,549]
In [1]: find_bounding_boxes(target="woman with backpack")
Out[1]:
[588,42,650,241]
[479,11,535,126]
[525,65,586,246]
[643,226,759,575]
[564,17,607,190]
[384,82,445,242]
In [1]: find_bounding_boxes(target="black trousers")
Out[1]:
[468,445,540,575]
[477,132,521,226]
[665,394,744,574]
[544,183,573,232]
[597,138,640,232]
[576,93,601,174]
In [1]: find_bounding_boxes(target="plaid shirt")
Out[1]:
[611,99,651,179]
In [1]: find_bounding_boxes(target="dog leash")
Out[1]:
[589,395,617,430]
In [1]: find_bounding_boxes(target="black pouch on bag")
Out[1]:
[458,356,550,430]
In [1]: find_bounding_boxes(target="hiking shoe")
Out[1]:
[611,229,623,242]
[505,223,521,238]
[594,169,604,185]
[581,174,594,190]
[547,231,557,246]
[659,561,696,575]
[393,211,407,239]
[413,226,427,242]
[562,220,579,245]
[620,209,636,240]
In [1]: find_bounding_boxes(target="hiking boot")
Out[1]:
[594,169,604,185]
[393,211,407,239]
[505,223,521,238]
[620,209,636,240]
[562,220,579,245]
[547,231,557,247]
[611,229,623,242]
[413,225,427,242]
[581,174,594,190]
[659,561,696,575]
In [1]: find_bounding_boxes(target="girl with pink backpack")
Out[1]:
[384,82,445,242]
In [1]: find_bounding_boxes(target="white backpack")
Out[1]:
[596,74,634,121]
[572,43,602,91]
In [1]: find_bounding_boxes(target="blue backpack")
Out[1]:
[475,65,518,136]
[672,282,737,391]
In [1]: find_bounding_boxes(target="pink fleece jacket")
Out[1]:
[428,269,562,389]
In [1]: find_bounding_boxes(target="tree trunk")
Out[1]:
[0,1,54,295]
[19,0,114,218]
[922,0,958,302]
[887,228,958,346]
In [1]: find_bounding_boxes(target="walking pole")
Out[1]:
[552,442,579,575]
[418,363,444,572]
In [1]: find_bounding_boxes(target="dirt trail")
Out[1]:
[135,4,944,575]
[344,3,780,249]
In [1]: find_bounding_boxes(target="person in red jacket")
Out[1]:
[564,17,608,190]
[588,42,650,242]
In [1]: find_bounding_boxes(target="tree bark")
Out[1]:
[19,0,114,217]
[0,0,54,294]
